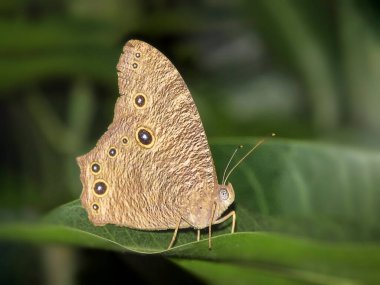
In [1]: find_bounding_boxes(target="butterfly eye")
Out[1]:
[108,147,117,157]
[134,93,146,108]
[219,188,229,201]
[90,162,101,174]
[93,180,108,196]
[136,127,155,148]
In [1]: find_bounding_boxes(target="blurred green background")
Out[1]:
[1,0,380,284]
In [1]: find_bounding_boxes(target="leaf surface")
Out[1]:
[1,140,380,284]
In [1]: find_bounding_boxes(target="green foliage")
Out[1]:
[1,0,380,284]
[1,140,379,284]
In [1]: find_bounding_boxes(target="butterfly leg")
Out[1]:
[213,210,236,233]
[208,202,217,250]
[197,229,201,241]
[168,216,182,249]
[167,216,194,249]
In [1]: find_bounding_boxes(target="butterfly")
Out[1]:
[77,40,267,249]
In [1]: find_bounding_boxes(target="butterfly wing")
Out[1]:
[77,40,218,230]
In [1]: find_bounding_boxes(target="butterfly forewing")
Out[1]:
[78,40,217,230]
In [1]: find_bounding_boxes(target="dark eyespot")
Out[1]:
[94,181,107,196]
[132,63,138,69]
[122,137,128,144]
[138,129,152,145]
[92,203,99,211]
[108,148,117,157]
[134,94,145,107]
[91,163,100,174]
[219,188,229,201]
[135,52,141,58]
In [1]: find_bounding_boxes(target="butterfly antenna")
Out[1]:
[223,133,276,184]
[222,145,243,185]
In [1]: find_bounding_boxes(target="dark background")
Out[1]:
[1,1,380,284]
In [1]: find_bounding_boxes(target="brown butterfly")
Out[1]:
[77,40,266,249]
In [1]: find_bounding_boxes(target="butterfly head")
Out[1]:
[215,182,235,213]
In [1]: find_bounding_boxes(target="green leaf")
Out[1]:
[1,139,380,284]
[212,138,380,243]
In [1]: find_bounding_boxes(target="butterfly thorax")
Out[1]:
[185,182,235,229]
